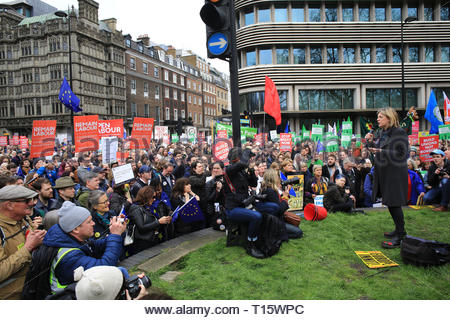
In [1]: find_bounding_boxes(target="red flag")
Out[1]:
[263,76,281,125]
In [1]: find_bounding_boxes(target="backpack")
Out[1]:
[21,245,59,300]
[255,214,288,258]
[400,235,450,267]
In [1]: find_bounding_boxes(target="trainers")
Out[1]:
[383,230,396,238]
[381,235,404,249]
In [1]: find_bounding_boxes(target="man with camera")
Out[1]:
[424,149,450,212]
[223,147,265,259]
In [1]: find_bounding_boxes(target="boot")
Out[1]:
[351,208,366,215]
[246,241,265,259]
[381,233,405,249]
[383,230,396,238]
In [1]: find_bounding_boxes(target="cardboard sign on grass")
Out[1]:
[355,251,399,269]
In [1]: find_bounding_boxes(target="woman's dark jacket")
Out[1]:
[128,204,159,243]
[372,127,409,206]
[223,161,257,210]
[323,184,350,211]
[261,187,289,217]
[189,172,207,210]
[109,192,131,216]
[205,177,226,220]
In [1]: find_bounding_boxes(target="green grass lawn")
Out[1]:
[148,208,449,300]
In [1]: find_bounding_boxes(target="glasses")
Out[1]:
[10,197,38,205]
[98,199,110,205]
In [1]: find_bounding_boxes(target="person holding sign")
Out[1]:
[365,108,409,248]
[304,165,329,206]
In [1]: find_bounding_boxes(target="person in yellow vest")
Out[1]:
[0,185,46,299]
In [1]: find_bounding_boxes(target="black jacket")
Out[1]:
[205,177,225,219]
[223,162,257,210]
[189,173,207,208]
[323,184,350,211]
[130,179,148,200]
[109,192,131,216]
[427,160,450,188]
[128,204,159,243]
[261,187,289,217]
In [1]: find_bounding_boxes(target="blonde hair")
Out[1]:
[312,164,322,173]
[261,169,280,191]
[270,162,280,171]
[407,158,418,170]
[377,107,400,128]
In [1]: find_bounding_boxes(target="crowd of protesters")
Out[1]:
[0,119,449,299]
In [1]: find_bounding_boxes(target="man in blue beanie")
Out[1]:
[42,201,126,294]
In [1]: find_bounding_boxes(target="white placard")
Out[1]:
[311,126,323,135]
[314,195,324,207]
[101,137,118,164]
[111,163,135,185]
[154,126,170,145]
[343,123,352,131]
[270,130,278,140]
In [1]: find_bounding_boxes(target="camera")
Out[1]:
[242,193,267,207]
[120,274,152,299]
[438,169,448,177]
[182,154,187,159]
[281,177,300,188]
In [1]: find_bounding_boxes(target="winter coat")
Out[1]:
[108,192,131,216]
[363,168,374,207]
[323,184,350,211]
[427,160,450,189]
[260,187,289,217]
[189,172,207,212]
[408,169,426,205]
[372,127,409,206]
[42,224,123,287]
[76,186,92,209]
[128,204,160,243]
[223,161,258,210]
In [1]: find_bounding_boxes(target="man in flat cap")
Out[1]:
[0,185,46,299]
[53,176,79,210]
[42,201,126,294]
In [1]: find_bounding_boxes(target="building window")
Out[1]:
[298,89,354,110]
[143,63,148,74]
[309,6,321,22]
[325,6,337,22]
[366,88,417,109]
[274,6,288,22]
[165,107,170,120]
[181,92,185,102]
[392,46,402,63]
[408,7,418,19]
[126,39,131,47]
[155,86,160,99]
[278,90,288,110]
[425,45,435,62]
[424,7,434,21]
[164,70,169,81]
[441,45,450,63]
[144,104,149,117]
[276,48,289,64]
[194,113,197,124]
[259,48,272,64]
[181,109,185,119]
[173,73,177,84]
[187,80,191,89]
[360,47,371,63]
[174,109,178,121]
[165,88,170,99]
[376,47,387,63]
[442,5,450,21]
[409,46,419,62]
[154,67,159,78]
[375,7,386,21]
[143,82,149,97]
[180,77,184,86]
[130,79,136,95]
[292,6,304,22]
[343,47,355,63]
[359,6,370,22]
[327,47,339,64]
[131,102,137,117]
[258,7,271,23]
[391,7,401,21]
[199,97,202,105]
[433,87,450,106]
[188,95,192,103]
[174,90,178,100]
[193,82,197,91]
[342,7,354,22]
[310,46,322,64]
[293,47,305,64]
[244,9,254,26]
[130,57,136,70]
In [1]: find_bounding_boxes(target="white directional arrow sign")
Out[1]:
[207,32,229,56]
[210,37,227,49]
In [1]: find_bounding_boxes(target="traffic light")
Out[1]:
[200,0,231,60]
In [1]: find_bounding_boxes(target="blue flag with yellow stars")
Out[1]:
[172,196,204,223]
[59,77,82,112]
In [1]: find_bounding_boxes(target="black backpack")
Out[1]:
[401,235,450,267]
[21,245,59,300]
[256,214,288,258]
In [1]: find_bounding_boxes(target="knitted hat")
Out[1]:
[74,266,124,300]
[58,201,90,233]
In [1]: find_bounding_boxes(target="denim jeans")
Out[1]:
[226,207,262,239]
[424,178,450,207]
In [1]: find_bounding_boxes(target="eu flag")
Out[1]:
[316,139,325,153]
[284,120,290,133]
[172,197,204,223]
[59,77,82,112]
[425,89,443,134]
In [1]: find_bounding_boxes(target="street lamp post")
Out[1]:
[55,9,75,144]
[401,16,417,114]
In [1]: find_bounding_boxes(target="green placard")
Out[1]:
[355,134,361,147]
[342,121,353,134]
[439,124,450,140]
[188,133,195,143]
[325,135,339,152]
[311,124,324,142]
[216,122,257,139]
[341,133,352,148]
[171,134,179,143]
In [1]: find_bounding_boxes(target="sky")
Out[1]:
[43,0,229,74]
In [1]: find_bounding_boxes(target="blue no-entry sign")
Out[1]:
[207,32,229,56]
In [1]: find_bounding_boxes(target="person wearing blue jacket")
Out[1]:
[407,159,425,205]
[42,201,126,294]
[363,167,374,207]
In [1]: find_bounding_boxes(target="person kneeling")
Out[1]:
[324,175,359,213]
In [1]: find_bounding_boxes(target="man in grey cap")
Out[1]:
[41,201,126,294]
[53,176,79,210]
[0,185,46,299]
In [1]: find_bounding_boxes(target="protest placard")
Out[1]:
[311,124,324,142]
[438,124,450,140]
[279,133,292,151]
[171,134,179,143]
[213,139,231,164]
[101,137,118,164]
[0,136,7,147]
[412,121,419,134]
[270,130,278,141]
[30,120,57,158]
[111,163,135,185]
[74,115,99,153]
[217,130,228,139]
[287,174,304,211]
[20,136,28,149]
[98,119,124,138]
[255,133,268,144]
[419,135,439,162]
[11,135,19,146]
[341,133,352,148]
[130,117,154,149]
[342,121,353,134]
[314,195,324,207]
[408,134,419,146]
[154,126,170,145]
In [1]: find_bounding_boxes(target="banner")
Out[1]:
[130,117,154,149]
[419,135,439,162]
[241,127,257,139]
[30,120,57,158]
[341,133,352,148]
[255,133,268,144]
[439,124,450,140]
[217,130,228,139]
[171,134,179,143]
[11,135,19,146]
[154,126,170,145]
[412,121,419,134]
[408,134,419,146]
[279,133,292,152]
[98,119,124,138]
[213,139,231,164]
[0,136,7,147]
[20,136,28,149]
[74,115,99,153]
[311,124,324,142]
[287,174,304,211]
[101,137,118,164]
